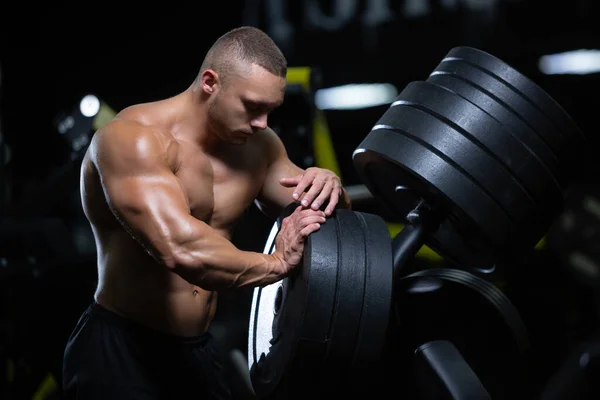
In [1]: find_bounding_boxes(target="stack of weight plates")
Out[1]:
[353,46,586,272]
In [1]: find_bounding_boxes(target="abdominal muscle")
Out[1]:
[94,230,218,338]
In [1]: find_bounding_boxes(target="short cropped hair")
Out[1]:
[200,26,287,85]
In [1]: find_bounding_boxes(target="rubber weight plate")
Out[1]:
[354,81,564,269]
[426,72,565,186]
[247,206,393,398]
[392,81,562,209]
[375,103,538,226]
[393,268,530,399]
[445,46,586,148]
[372,104,553,265]
[354,127,513,270]
[429,59,573,177]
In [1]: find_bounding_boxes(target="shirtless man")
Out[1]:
[62,26,351,399]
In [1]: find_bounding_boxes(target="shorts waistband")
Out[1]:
[89,301,213,346]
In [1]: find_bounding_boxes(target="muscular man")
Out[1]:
[62,26,351,399]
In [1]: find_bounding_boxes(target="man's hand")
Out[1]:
[279,167,349,216]
[273,206,326,272]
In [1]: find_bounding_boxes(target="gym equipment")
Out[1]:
[244,45,582,398]
[247,203,394,398]
[413,340,491,399]
[393,268,530,399]
[353,46,584,272]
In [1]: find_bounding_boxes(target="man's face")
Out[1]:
[207,63,286,145]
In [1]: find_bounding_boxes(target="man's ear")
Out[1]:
[201,69,219,94]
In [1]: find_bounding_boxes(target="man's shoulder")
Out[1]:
[96,103,171,145]
[94,118,163,148]
[91,113,175,165]
[114,102,160,126]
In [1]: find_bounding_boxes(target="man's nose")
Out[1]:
[250,114,268,130]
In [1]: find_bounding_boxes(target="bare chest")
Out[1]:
[175,149,266,230]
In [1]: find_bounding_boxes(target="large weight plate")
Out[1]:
[444,47,586,147]
[354,80,566,269]
[376,104,536,221]
[354,127,513,270]
[428,60,573,178]
[373,103,555,253]
[392,81,563,208]
[247,206,393,398]
[426,72,565,186]
[429,59,564,155]
[393,268,530,399]
[354,128,516,270]
[432,53,584,173]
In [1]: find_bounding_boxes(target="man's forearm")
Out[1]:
[167,221,286,291]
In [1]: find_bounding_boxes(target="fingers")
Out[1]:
[290,171,315,202]
[298,210,326,240]
[279,175,302,188]
[284,208,325,232]
[300,178,326,209]
[299,213,326,228]
[309,181,335,212]
[299,222,321,237]
[283,169,343,216]
[284,207,325,226]
[277,207,325,271]
[324,185,340,216]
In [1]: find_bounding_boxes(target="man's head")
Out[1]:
[197,26,287,144]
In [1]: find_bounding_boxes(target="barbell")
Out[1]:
[354,46,584,274]
[246,46,584,398]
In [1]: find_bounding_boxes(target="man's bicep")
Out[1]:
[102,173,191,236]
[93,126,194,263]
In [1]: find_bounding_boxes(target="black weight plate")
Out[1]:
[445,46,586,147]
[394,268,530,399]
[324,209,367,370]
[329,211,395,371]
[430,59,570,166]
[426,72,566,187]
[248,207,393,398]
[353,127,515,271]
[392,81,563,210]
[375,103,538,229]
[247,221,334,398]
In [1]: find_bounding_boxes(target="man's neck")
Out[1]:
[172,86,221,153]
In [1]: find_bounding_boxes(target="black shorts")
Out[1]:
[62,302,232,399]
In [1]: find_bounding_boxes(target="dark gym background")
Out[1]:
[1,1,599,398]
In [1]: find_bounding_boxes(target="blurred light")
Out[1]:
[314,83,398,110]
[538,49,600,75]
[57,116,75,134]
[583,196,600,221]
[80,94,100,117]
[569,251,599,279]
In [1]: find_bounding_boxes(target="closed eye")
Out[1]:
[243,99,282,114]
